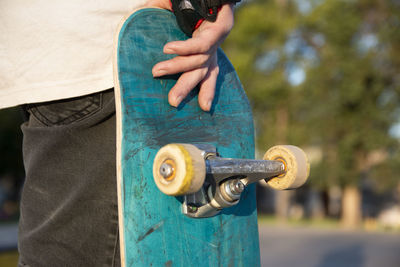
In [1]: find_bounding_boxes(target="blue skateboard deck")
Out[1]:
[114,8,260,266]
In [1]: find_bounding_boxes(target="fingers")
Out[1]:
[152,54,210,77]
[168,67,208,107]
[168,54,219,112]
[152,3,234,111]
[198,55,219,111]
[163,3,234,56]
[163,34,217,56]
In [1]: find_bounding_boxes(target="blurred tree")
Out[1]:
[300,0,400,228]
[224,0,303,221]
[224,0,400,227]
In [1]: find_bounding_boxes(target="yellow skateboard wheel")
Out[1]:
[153,144,206,196]
[263,145,310,190]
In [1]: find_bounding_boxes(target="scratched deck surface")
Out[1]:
[114,8,260,267]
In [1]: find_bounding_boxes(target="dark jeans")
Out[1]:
[19,89,120,267]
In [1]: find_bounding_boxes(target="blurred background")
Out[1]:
[1,0,400,266]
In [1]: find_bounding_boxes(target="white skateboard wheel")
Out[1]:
[153,144,206,196]
[263,145,310,190]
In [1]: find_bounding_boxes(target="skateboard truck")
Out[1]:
[153,144,310,218]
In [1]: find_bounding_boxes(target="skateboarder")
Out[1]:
[0,0,237,265]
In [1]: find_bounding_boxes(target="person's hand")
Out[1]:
[143,0,171,10]
[149,3,235,111]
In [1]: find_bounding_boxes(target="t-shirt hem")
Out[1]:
[0,77,114,109]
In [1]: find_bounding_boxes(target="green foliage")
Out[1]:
[224,0,400,190]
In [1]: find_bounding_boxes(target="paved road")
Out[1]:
[0,224,17,252]
[259,225,400,267]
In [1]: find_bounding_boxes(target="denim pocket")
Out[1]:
[27,93,102,126]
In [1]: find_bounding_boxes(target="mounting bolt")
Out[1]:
[160,162,174,179]
[230,180,245,195]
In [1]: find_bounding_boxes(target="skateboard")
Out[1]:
[114,8,309,266]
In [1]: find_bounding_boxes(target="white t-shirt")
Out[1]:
[0,0,146,109]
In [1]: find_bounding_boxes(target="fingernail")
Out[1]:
[174,95,183,107]
[164,44,176,54]
[205,100,212,111]
[153,69,167,77]
[164,47,174,54]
